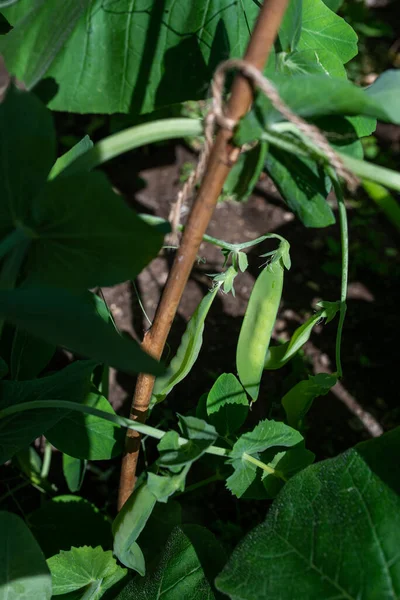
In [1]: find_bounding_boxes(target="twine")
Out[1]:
[168,58,359,239]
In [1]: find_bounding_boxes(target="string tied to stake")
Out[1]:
[168,58,359,239]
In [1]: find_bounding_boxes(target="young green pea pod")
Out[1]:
[236,239,290,402]
[264,300,340,370]
[151,281,222,407]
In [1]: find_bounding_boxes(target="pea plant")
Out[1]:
[1,0,400,598]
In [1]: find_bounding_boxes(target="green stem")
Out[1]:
[328,170,348,379]
[175,472,224,496]
[268,123,400,193]
[0,400,230,458]
[242,452,287,481]
[65,118,203,174]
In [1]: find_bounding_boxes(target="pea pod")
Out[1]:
[151,282,221,407]
[264,300,340,370]
[236,239,290,401]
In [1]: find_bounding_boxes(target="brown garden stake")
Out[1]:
[118,0,290,510]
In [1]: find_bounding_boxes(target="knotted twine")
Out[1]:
[168,58,359,238]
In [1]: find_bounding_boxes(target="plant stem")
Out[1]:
[118,0,291,510]
[175,472,224,496]
[328,170,349,379]
[242,452,287,481]
[266,123,400,193]
[0,400,230,458]
[62,119,203,174]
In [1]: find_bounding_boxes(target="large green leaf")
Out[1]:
[46,390,125,460]
[0,287,163,376]
[47,546,127,599]
[0,85,55,239]
[0,511,52,600]
[265,146,334,228]
[206,373,248,437]
[23,171,167,288]
[216,427,400,600]
[29,495,112,558]
[1,0,259,115]
[117,525,226,600]
[298,0,357,63]
[365,70,400,126]
[280,48,346,78]
[278,0,302,53]
[10,328,55,380]
[0,360,96,464]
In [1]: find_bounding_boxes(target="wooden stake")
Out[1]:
[118,0,290,510]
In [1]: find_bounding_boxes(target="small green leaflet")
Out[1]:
[157,415,218,469]
[226,419,303,498]
[151,284,220,406]
[282,373,337,429]
[206,373,249,437]
[63,454,87,493]
[47,546,127,599]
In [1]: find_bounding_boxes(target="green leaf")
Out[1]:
[0,287,163,376]
[260,442,315,498]
[223,141,267,202]
[365,70,400,126]
[113,482,157,575]
[278,0,302,52]
[152,285,219,405]
[10,328,55,380]
[62,454,87,493]
[147,469,189,503]
[206,373,248,437]
[49,135,93,179]
[29,495,112,559]
[136,500,182,569]
[0,85,55,239]
[1,1,258,114]
[216,428,400,600]
[157,416,218,469]
[280,48,346,78]
[265,146,335,228]
[0,356,8,379]
[227,419,303,497]
[0,511,52,600]
[117,525,227,600]
[23,171,167,289]
[322,0,344,11]
[0,360,96,464]
[298,0,357,64]
[264,303,340,370]
[47,546,126,598]
[282,373,337,429]
[46,390,124,460]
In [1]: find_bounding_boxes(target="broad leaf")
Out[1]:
[0,85,55,239]
[365,70,400,126]
[113,482,157,575]
[222,142,267,202]
[0,360,96,464]
[1,0,259,114]
[278,0,302,53]
[47,546,126,598]
[46,390,124,460]
[206,373,248,437]
[280,48,346,78]
[322,0,344,11]
[0,287,163,376]
[216,428,400,600]
[265,146,334,228]
[298,0,357,63]
[10,328,55,380]
[63,454,87,493]
[29,495,112,559]
[226,419,303,498]
[0,511,52,600]
[152,285,219,406]
[117,525,227,600]
[282,373,337,429]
